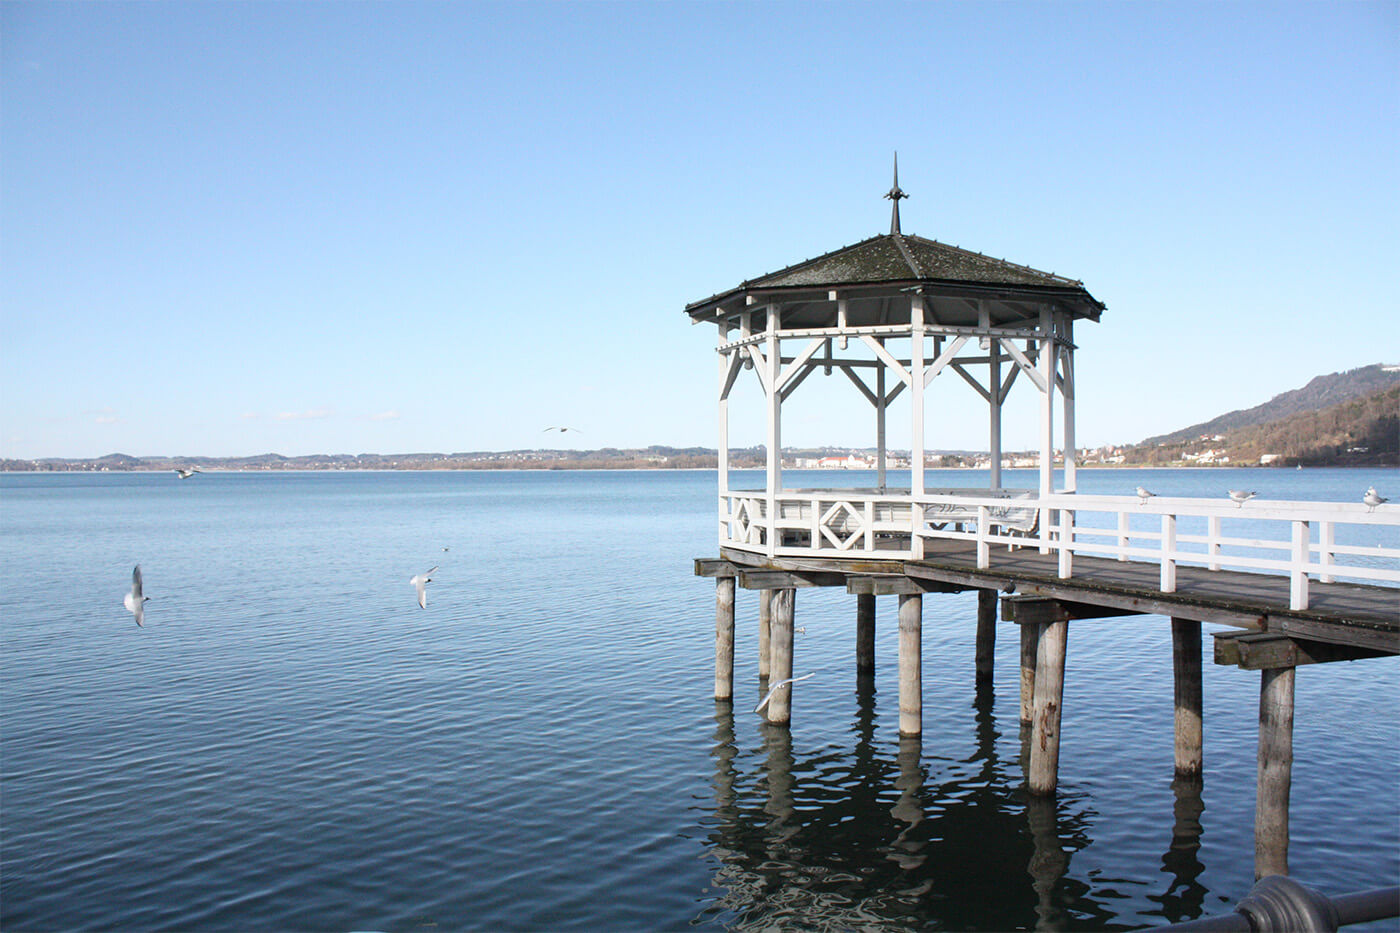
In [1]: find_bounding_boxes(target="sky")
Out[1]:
[2,1,1396,460]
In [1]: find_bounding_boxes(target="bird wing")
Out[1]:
[416,579,428,608]
[132,565,143,600]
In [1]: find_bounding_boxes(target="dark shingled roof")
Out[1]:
[687,231,1103,315]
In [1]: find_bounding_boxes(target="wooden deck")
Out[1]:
[716,540,1400,653]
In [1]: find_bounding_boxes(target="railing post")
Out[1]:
[1290,520,1309,611]
[864,499,874,552]
[1161,513,1177,593]
[1117,509,1130,562]
[911,498,924,560]
[1318,520,1335,584]
[1057,506,1073,578]
[977,504,990,569]
[1208,514,1221,571]
[810,496,820,551]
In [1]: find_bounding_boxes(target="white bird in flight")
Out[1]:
[1135,486,1154,505]
[543,426,580,434]
[754,672,815,714]
[410,566,438,609]
[123,564,149,627]
[1364,487,1388,511]
[174,467,201,479]
[1227,489,1256,507]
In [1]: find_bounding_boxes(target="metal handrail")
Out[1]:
[1149,877,1399,931]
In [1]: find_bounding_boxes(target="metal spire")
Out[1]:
[884,151,907,235]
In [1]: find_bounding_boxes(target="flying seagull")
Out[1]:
[410,566,438,609]
[754,672,815,715]
[1364,487,1388,511]
[1135,486,1155,505]
[123,565,149,627]
[1227,489,1256,508]
[174,467,202,479]
[543,426,580,434]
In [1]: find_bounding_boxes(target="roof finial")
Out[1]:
[884,151,907,235]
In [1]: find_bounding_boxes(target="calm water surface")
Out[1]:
[2,468,1397,931]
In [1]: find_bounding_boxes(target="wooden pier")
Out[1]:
[687,165,1399,881]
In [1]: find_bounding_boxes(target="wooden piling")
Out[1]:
[1029,620,1068,795]
[976,588,997,684]
[1171,617,1204,778]
[898,592,922,736]
[856,592,876,676]
[1019,621,1039,725]
[767,588,796,725]
[714,576,736,701]
[758,588,773,679]
[1256,665,1295,879]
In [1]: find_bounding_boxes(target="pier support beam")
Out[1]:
[766,588,796,725]
[898,593,923,736]
[976,589,997,684]
[714,576,736,701]
[1019,620,1039,725]
[1029,620,1068,795]
[856,592,876,677]
[1172,618,1204,779]
[758,589,773,679]
[1256,666,1295,879]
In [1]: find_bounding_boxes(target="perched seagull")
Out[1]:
[123,565,149,627]
[1135,486,1155,505]
[543,426,580,434]
[410,566,438,609]
[1364,487,1388,512]
[174,467,201,479]
[1227,489,1256,508]
[754,673,815,715]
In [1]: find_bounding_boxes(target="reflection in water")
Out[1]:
[698,680,1120,931]
[1149,777,1208,924]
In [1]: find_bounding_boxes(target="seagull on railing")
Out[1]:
[123,565,149,627]
[1227,489,1256,508]
[410,566,438,609]
[755,673,815,714]
[1364,487,1388,511]
[174,467,201,479]
[1135,486,1155,505]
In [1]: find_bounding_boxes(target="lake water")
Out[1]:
[2,467,1397,931]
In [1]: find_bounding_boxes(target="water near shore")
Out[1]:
[2,468,1396,931]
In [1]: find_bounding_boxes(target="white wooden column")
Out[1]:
[765,304,782,558]
[1038,308,1056,552]
[876,363,887,491]
[988,325,1003,490]
[910,298,926,559]
[1061,319,1076,494]
[717,324,731,508]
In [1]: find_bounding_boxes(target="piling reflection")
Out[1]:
[698,681,1117,931]
[1149,776,1208,924]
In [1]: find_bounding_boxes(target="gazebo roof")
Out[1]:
[685,230,1105,321]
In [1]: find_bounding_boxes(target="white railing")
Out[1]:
[718,489,1400,611]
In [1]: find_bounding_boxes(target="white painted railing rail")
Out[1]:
[718,489,1400,611]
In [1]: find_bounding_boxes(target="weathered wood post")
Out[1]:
[1171,618,1204,778]
[758,588,773,679]
[1256,666,1295,879]
[1019,620,1040,725]
[766,588,796,725]
[1029,620,1068,795]
[714,576,736,701]
[898,592,923,736]
[975,589,997,684]
[856,592,876,676]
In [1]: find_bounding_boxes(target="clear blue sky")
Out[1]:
[3,1,1396,459]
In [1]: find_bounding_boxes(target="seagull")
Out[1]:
[174,467,201,479]
[1136,486,1155,505]
[543,427,580,434]
[1364,487,1388,511]
[441,546,450,552]
[1227,489,1256,508]
[410,566,438,609]
[754,672,815,715]
[123,565,149,627]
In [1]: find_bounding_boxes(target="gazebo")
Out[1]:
[686,163,1105,562]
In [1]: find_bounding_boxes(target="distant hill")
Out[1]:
[1140,363,1400,446]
